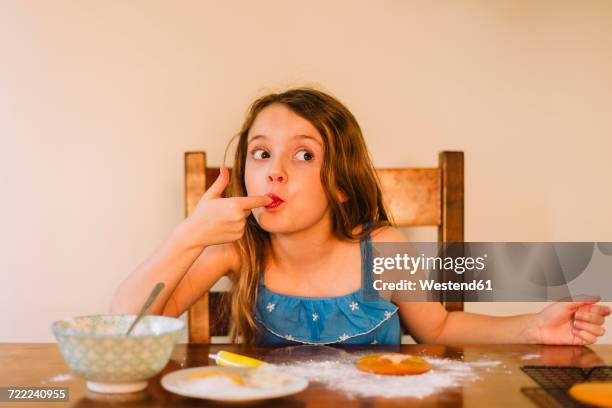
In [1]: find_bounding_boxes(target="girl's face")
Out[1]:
[245,103,330,234]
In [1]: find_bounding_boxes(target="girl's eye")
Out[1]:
[296,149,314,161]
[252,149,270,160]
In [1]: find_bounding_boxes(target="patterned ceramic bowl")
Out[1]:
[51,314,184,394]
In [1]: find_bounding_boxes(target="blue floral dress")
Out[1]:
[253,224,401,345]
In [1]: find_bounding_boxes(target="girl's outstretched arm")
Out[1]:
[397,299,610,344]
[372,226,610,344]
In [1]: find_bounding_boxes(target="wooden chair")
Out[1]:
[184,151,464,344]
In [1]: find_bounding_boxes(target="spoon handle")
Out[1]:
[125,282,165,336]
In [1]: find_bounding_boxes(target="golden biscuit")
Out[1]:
[568,382,612,408]
[356,353,431,375]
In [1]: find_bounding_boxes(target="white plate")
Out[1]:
[161,365,308,402]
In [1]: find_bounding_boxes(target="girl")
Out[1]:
[110,87,610,345]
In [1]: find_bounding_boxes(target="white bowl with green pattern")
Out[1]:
[51,314,184,394]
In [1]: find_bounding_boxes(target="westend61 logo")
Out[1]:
[372,253,488,275]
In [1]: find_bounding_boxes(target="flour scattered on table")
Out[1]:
[48,373,72,382]
[520,354,541,360]
[466,360,501,367]
[277,355,501,399]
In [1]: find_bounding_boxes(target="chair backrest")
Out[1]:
[184,151,464,344]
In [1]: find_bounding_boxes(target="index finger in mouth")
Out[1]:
[237,195,275,210]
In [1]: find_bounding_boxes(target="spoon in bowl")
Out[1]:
[125,282,165,336]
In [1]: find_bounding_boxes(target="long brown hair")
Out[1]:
[222,87,393,344]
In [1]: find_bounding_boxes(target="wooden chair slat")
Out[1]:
[438,151,465,312]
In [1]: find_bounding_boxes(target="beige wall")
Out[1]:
[1,1,611,343]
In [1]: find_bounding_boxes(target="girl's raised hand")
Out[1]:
[184,166,273,247]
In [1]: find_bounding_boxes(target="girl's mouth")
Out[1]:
[265,193,285,209]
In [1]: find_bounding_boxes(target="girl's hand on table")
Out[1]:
[183,166,273,247]
[531,298,610,345]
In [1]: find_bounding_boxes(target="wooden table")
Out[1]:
[1,343,611,407]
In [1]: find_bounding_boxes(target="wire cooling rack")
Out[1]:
[520,365,612,408]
